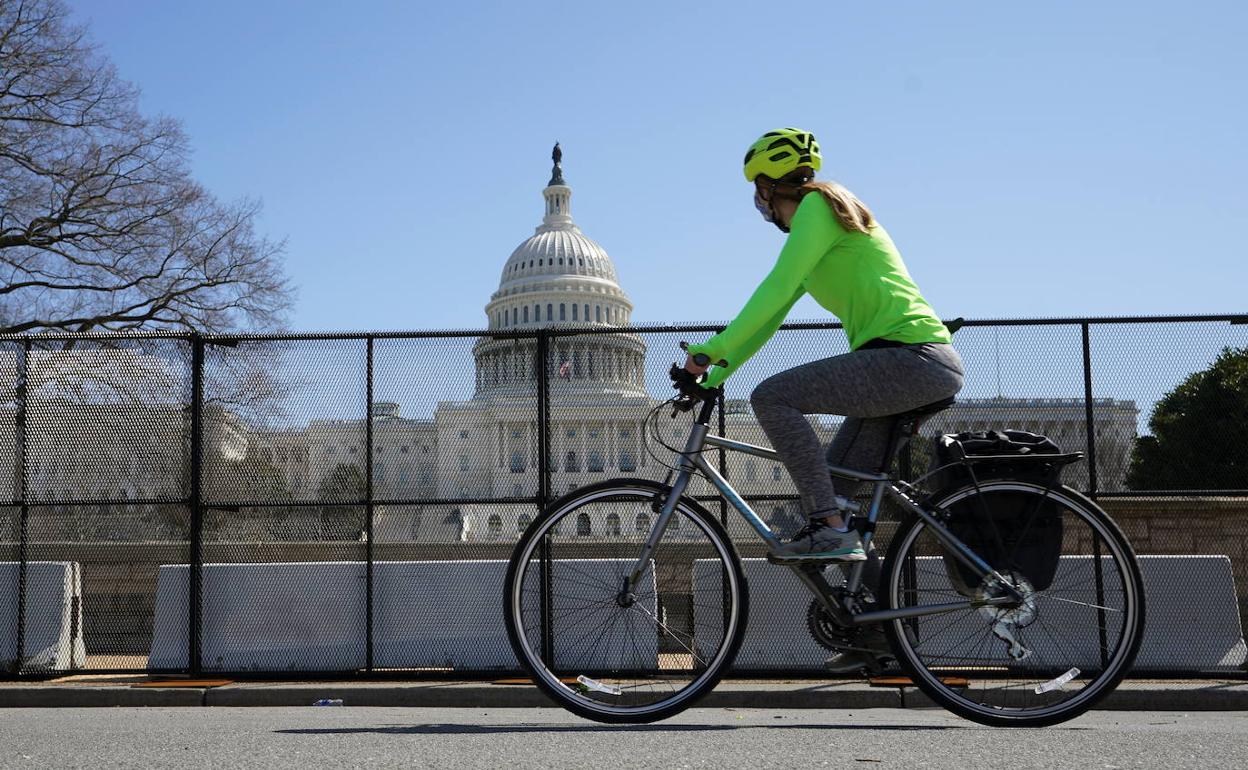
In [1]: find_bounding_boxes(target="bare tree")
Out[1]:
[0,0,295,335]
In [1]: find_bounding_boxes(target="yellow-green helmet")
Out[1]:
[743,128,822,182]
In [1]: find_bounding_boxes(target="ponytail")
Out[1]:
[771,169,876,235]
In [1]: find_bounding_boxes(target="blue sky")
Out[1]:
[69,0,1246,336]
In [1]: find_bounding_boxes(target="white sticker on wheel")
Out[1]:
[1034,667,1080,694]
[576,675,622,696]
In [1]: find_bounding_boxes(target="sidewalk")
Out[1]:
[0,676,1245,710]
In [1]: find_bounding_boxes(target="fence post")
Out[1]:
[189,333,204,676]
[536,331,550,508]
[536,331,554,665]
[1081,322,1099,499]
[365,337,375,672]
[12,340,29,675]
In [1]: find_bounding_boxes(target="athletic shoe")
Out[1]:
[772,519,866,561]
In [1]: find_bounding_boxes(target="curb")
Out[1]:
[0,681,1243,710]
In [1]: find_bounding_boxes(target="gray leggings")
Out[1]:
[749,342,965,519]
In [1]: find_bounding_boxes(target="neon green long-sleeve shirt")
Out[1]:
[686,192,950,389]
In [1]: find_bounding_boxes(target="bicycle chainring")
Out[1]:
[806,598,856,651]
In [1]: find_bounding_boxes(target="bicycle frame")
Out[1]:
[625,399,1021,628]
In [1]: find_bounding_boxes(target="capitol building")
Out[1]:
[283,147,824,543]
[0,147,1140,543]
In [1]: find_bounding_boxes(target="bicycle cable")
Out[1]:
[641,395,718,479]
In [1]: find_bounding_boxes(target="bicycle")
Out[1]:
[503,342,1146,727]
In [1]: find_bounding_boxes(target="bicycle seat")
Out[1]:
[888,396,956,425]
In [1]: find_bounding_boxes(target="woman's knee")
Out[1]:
[749,377,783,411]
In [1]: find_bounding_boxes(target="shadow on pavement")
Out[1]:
[275,723,953,735]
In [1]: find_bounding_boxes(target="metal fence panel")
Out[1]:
[0,318,1243,677]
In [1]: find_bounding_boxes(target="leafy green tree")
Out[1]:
[1127,346,1248,490]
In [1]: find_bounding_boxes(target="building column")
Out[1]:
[579,420,586,472]
[608,420,617,468]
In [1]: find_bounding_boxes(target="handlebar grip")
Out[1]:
[679,341,718,369]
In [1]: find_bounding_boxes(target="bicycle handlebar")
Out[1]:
[669,341,723,411]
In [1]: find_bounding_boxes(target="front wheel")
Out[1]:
[881,480,1145,727]
[503,479,748,723]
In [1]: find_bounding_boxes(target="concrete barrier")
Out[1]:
[149,559,656,672]
[0,562,86,671]
[693,556,1247,672]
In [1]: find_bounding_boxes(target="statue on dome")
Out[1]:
[549,142,565,186]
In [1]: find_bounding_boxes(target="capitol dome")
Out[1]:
[472,145,646,399]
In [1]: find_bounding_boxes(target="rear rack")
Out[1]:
[956,451,1085,466]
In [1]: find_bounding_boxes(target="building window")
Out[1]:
[518,514,531,533]
[572,304,578,321]
[587,451,604,473]
[579,258,585,267]
[620,452,636,472]
[577,513,591,536]
[512,430,522,439]
[566,428,576,438]
[488,515,503,539]
[547,303,553,320]
[510,452,525,473]
[535,304,541,321]
[559,257,564,265]
[514,484,523,497]
[606,513,621,536]
[595,306,601,323]
[459,454,470,472]
[422,445,429,454]
[560,304,566,321]
[398,467,410,485]
[620,429,630,438]
[636,513,651,534]
[773,466,782,481]
[460,430,469,439]
[566,451,579,472]
[523,306,529,323]
[584,304,589,322]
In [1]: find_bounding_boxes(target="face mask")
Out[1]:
[754,196,773,222]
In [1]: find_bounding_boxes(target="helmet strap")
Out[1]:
[763,179,811,233]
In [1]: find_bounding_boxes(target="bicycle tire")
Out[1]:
[881,480,1145,727]
[503,478,749,723]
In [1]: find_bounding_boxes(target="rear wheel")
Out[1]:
[881,481,1145,727]
[503,479,748,723]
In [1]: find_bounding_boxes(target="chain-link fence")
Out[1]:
[1,314,1245,677]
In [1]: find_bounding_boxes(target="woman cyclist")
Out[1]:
[685,127,965,563]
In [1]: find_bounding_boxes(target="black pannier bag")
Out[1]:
[928,430,1069,596]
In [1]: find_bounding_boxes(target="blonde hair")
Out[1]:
[771,170,876,234]
[802,180,875,234]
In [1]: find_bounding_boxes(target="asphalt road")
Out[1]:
[2,707,1245,769]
